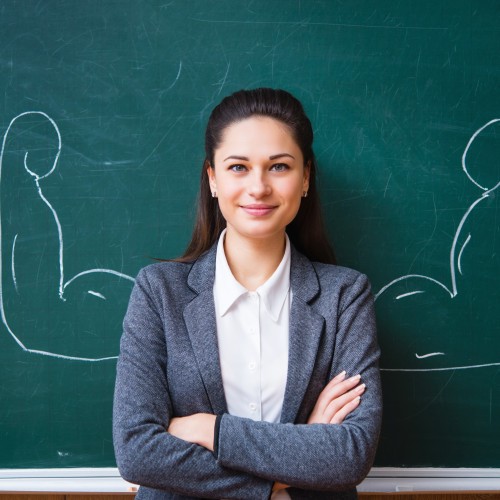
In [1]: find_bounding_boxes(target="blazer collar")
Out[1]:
[186,243,320,302]
[184,242,324,422]
[186,244,217,294]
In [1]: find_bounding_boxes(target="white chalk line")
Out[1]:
[375,274,453,300]
[381,361,500,372]
[25,153,65,300]
[461,118,500,191]
[64,268,135,289]
[457,234,471,275]
[415,352,445,359]
[0,111,135,362]
[396,290,424,300]
[88,290,106,300]
[11,233,18,293]
[26,347,117,362]
[448,188,496,296]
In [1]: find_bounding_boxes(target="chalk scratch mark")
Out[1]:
[383,172,392,198]
[88,290,106,300]
[161,61,183,94]
[190,18,448,31]
[401,371,456,420]
[136,116,181,169]
[215,62,230,96]
[490,388,493,425]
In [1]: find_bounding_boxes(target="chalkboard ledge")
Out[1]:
[360,468,500,492]
[0,468,499,493]
[0,468,135,493]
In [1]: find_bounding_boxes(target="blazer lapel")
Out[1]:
[181,244,325,422]
[183,247,228,415]
[280,248,325,424]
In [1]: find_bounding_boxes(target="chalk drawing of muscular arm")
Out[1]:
[0,111,135,362]
[375,118,500,372]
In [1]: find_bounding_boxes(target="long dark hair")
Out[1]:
[179,88,335,264]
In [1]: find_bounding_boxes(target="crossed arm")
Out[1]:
[168,370,365,450]
[168,371,366,494]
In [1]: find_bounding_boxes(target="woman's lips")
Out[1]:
[241,204,277,216]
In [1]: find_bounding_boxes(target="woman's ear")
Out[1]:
[303,161,311,193]
[206,161,217,193]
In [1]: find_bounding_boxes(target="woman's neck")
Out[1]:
[223,230,286,291]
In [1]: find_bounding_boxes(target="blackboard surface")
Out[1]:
[0,0,498,470]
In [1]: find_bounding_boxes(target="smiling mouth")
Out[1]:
[241,204,278,216]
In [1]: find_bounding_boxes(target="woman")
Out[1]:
[113,88,382,499]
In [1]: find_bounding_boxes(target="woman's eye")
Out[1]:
[270,163,289,172]
[229,164,247,172]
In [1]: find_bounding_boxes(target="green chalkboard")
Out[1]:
[0,0,498,470]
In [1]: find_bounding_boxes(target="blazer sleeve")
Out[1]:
[113,268,273,499]
[216,272,382,492]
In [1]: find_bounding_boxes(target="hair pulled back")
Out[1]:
[180,88,335,264]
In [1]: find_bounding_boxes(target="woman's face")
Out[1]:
[208,116,310,244]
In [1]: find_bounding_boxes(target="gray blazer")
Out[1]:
[113,244,382,499]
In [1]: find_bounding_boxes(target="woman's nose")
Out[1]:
[247,170,271,197]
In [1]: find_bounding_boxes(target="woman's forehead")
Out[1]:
[215,116,300,157]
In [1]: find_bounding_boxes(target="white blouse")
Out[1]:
[213,230,291,424]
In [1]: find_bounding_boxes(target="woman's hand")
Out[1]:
[168,413,217,451]
[307,371,365,425]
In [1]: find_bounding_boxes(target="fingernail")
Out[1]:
[349,374,361,382]
[337,370,347,379]
[356,383,366,393]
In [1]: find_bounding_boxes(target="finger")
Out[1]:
[316,371,346,402]
[323,384,365,420]
[321,371,347,393]
[330,396,361,425]
[327,374,362,399]
[322,383,366,422]
[315,374,362,414]
[332,370,347,383]
[310,381,364,424]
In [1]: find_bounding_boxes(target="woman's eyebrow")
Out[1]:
[223,153,296,161]
[223,155,249,161]
[269,153,295,160]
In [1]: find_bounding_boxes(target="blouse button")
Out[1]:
[249,361,256,370]
[249,403,257,411]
